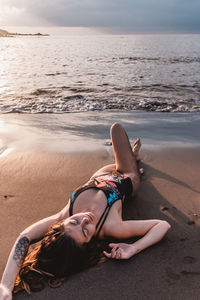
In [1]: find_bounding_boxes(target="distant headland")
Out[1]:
[0,28,49,37]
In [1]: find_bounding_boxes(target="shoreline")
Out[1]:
[0,28,49,37]
[1,111,200,155]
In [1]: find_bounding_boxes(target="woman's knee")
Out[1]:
[110,123,124,136]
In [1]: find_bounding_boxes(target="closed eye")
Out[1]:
[83,228,87,237]
[69,219,87,238]
[70,219,78,225]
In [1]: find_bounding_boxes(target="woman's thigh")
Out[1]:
[110,123,138,174]
[110,123,140,193]
[90,164,116,179]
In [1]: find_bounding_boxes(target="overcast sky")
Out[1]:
[0,0,200,33]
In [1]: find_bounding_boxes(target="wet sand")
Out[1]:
[1,145,200,300]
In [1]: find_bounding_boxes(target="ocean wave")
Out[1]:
[31,88,57,96]
[0,96,199,114]
[30,83,200,97]
[45,71,68,76]
[111,83,200,95]
[110,56,200,64]
[1,81,200,114]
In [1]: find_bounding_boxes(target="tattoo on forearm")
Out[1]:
[13,237,30,267]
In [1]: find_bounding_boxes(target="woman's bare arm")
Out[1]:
[0,212,62,293]
[104,219,171,259]
[130,220,171,254]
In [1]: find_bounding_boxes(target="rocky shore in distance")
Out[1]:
[0,28,49,37]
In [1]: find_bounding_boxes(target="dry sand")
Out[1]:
[0,145,200,300]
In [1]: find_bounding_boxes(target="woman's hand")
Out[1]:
[103,243,138,260]
[0,283,12,300]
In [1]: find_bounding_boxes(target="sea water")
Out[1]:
[0,32,200,114]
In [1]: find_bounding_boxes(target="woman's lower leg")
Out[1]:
[110,123,140,193]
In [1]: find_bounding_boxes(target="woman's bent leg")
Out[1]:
[110,123,140,194]
[90,164,116,179]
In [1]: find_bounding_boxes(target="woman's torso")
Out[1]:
[72,188,122,239]
[63,172,133,239]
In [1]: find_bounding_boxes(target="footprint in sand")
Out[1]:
[183,256,197,264]
[180,238,188,242]
[161,206,169,212]
[187,220,195,225]
[180,270,200,276]
[2,195,15,200]
[165,268,181,280]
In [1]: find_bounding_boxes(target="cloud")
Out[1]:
[0,0,50,26]
[0,0,200,32]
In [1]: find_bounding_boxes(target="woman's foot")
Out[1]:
[139,167,144,175]
[132,138,141,161]
[132,138,144,175]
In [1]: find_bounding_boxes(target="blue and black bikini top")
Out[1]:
[69,175,132,237]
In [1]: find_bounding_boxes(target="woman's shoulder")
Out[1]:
[58,203,70,220]
[100,213,122,239]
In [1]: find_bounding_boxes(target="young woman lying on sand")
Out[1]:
[0,123,171,299]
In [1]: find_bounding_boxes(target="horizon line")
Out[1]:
[1,25,200,35]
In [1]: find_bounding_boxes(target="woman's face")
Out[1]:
[63,212,96,244]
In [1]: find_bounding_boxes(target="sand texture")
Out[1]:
[0,146,200,300]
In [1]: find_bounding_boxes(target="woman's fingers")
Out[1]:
[0,284,12,300]
[104,244,122,259]
[103,251,112,258]
[115,248,121,259]
[109,243,119,248]
[103,250,119,259]
[111,245,119,258]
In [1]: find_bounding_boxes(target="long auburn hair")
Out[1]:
[14,221,108,294]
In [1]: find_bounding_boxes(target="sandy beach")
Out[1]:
[0,112,200,299]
